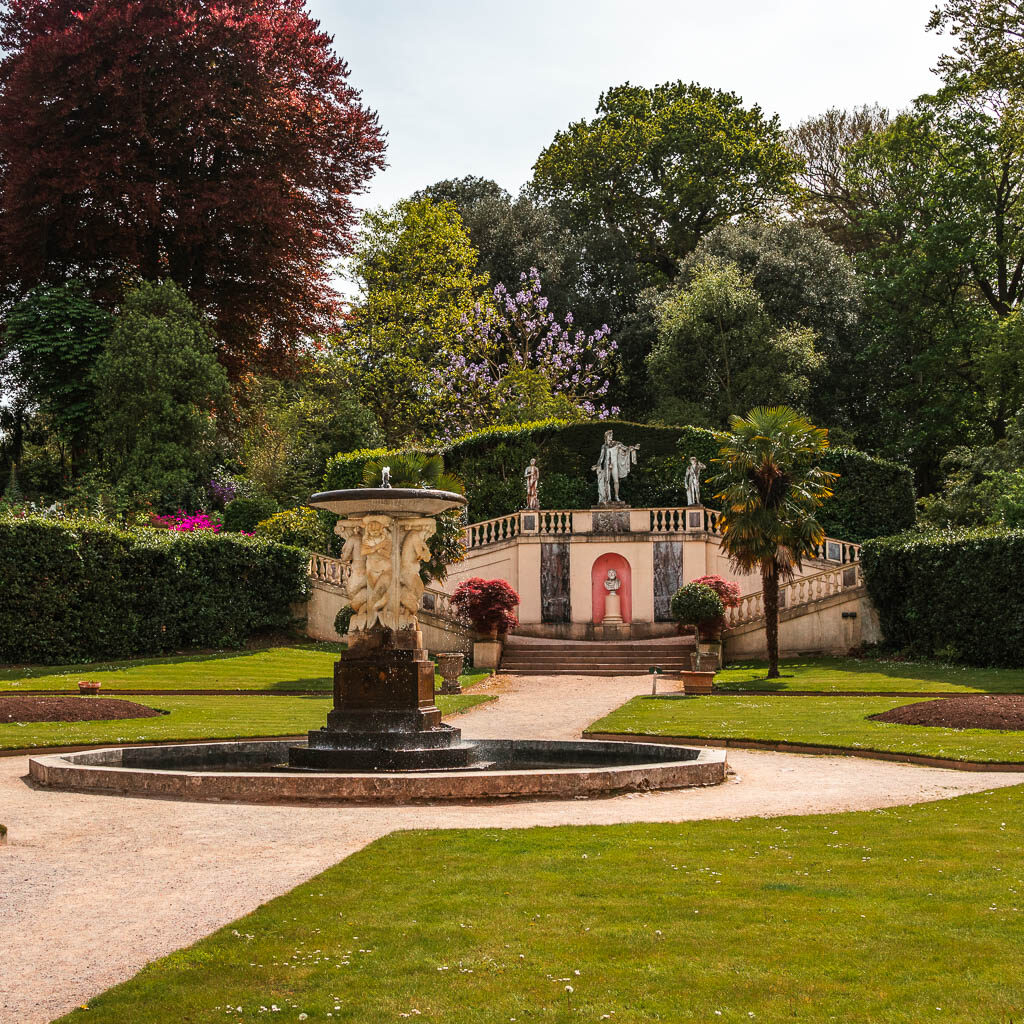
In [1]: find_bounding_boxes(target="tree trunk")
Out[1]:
[763,563,780,679]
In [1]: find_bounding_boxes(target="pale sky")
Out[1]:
[314,0,949,212]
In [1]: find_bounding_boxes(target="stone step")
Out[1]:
[499,639,696,676]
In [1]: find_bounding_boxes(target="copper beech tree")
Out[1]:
[0,0,385,372]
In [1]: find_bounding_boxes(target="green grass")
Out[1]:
[57,786,1024,1023]
[0,644,492,695]
[716,656,1024,694]
[588,694,1024,764]
[0,692,493,751]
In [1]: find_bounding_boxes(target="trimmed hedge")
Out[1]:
[324,420,914,543]
[862,527,1024,667]
[0,518,311,665]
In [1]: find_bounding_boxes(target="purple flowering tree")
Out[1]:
[437,269,618,437]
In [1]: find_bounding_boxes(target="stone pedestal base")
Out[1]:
[594,621,630,640]
[473,639,503,670]
[289,633,472,771]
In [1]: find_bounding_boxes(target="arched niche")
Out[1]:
[591,552,632,624]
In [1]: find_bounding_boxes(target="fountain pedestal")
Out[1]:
[288,485,473,773]
[289,630,472,770]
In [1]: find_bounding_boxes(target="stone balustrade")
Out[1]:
[726,563,863,628]
[465,512,520,549]
[308,552,345,589]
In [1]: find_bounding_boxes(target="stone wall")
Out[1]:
[723,587,881,661]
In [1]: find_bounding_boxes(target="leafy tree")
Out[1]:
[338,197,489,443]
[1,282,110,476]
[235,363,381,504]
[682,220,864,432]
[787,105,891,252]
[647,259,822,428]
[532,81,801,411]
[91,280,229,509]
[0,0,385,371]
[414,177,580,314]
[533,81,801,282]
[711,407,837,678]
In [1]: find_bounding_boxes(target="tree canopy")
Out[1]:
[0,0,385,371]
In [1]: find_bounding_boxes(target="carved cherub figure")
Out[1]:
[361,515,394,629]
[398,520,436,627]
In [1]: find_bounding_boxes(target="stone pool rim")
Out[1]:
[28,738,727,804]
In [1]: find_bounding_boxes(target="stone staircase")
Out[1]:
[498,635,695,677]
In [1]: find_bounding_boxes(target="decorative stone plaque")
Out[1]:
[592,508,630,534]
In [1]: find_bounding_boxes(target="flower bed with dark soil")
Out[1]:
[0,696,164,724]
[870,695,1024,731]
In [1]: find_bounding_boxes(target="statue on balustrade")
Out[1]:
[523,458,540,510]
[684,456,706,506]
[593,430,640,505]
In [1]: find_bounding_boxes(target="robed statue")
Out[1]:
[593,430,640,504]
[684,456,706,506]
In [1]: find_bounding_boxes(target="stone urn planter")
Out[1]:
[436,652,465,695]
[680,670,715,696]
[77,680,101,696]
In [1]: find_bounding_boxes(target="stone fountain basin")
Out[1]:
[308,487,467,517]
[28,739,726,804]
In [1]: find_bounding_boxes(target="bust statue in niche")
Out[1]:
[603,568,624,624]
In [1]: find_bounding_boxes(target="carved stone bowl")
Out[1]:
[308,487,467,518]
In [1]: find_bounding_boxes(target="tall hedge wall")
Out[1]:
[324,419,914,543]
[0,518,311,665]
[862,528,1024,667]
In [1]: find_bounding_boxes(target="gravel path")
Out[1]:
[2,672,1023,1024]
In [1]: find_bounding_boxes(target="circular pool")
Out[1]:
[28,738,726,804]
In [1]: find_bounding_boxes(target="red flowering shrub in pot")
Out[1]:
[689,575,742,640]
[451,577,520,637]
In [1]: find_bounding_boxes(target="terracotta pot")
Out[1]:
[78,680,101,696]
[680,670,715,696]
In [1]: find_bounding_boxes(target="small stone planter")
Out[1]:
[77,680,101,696]
[680,670,716,696]
[436,652,465,695]
[473,638,503,670]
[697,641,722,671]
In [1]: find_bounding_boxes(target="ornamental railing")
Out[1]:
[725,563,863,629]
[461,505,860,563]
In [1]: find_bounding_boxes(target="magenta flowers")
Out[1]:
[151,510,222,532]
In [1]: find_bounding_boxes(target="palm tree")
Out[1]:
[360,452,464,495]
[711,406,837,679]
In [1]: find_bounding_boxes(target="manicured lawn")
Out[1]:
[57,785,1024,1023]
[588,695,1024,764]
[716,656,1024,694]
[0,644,492,695]
[0,692,493,751]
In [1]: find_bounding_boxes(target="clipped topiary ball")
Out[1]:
[670,582,724,628]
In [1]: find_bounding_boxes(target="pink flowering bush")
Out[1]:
[150,510,223,533]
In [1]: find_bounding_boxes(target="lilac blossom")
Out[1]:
[437,268,618,437]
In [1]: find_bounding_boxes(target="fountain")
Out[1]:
[27,483,726,803]
[289,485,474,771]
